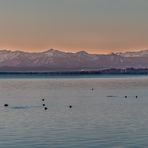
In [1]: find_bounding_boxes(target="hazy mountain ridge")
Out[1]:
[116,50,148,57]
[0,49,148,71]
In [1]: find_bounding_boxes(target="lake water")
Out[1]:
[0,75,148,147]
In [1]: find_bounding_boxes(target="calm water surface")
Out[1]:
[0,75,148,147]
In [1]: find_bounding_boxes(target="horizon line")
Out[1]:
[0,48,148,55]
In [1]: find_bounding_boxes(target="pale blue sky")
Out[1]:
[0,0,147,53]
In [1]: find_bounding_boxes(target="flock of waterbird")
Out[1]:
[3,88,138,110]
[42,98,48,110]
[3,98,73,111]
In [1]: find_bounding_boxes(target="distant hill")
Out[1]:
[0,49,148,71]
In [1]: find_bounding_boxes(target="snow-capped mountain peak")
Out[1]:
[0,49,147,71]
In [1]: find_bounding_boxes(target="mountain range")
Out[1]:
[0,49,148,71]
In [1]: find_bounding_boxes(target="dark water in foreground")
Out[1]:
[0,75,148,147]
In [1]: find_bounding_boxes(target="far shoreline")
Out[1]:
[0,68,148,75]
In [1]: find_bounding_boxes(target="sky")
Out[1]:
[0,0,148,53]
